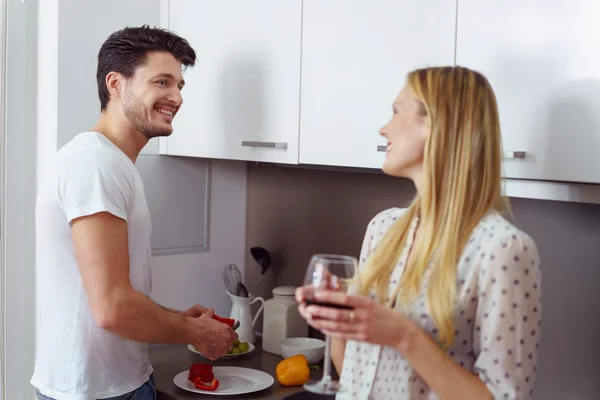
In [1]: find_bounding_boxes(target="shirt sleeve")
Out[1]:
[347,209,391,296]
[57,147,134,224]
[473,232,542,399]
[358,216,377,269]
[358,208,404,270]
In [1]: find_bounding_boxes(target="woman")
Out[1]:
[297,66,541,399]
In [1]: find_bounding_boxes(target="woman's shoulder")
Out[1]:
[471,210,539,259]
[359,207,411,249]
[366,207,407,230]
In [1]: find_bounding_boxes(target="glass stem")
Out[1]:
[321,335,332,382]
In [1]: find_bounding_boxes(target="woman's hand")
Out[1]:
[297,289,418,351]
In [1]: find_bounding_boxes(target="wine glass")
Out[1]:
[301,254,359,395]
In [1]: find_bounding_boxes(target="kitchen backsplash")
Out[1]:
[245,162,600,400]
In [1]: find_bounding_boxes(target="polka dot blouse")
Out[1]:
[337,208,542,400]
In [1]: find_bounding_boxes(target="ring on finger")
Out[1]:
[349,310,355,324]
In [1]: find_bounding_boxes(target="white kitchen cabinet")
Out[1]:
[299,0,457,168]
[457,0,600,183]
[160,0,302,164]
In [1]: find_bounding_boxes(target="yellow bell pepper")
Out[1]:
[276,354,312,387]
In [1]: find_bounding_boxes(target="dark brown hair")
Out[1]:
[96,24,196,111]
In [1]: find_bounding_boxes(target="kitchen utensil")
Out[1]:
[226,291,265,344]
[249,246,272,294]
[222,263,241,294]
[232,320,240,331]
[173,366,274,395]
[262,286,308,355]
[187,342,255,359]
[237,282,249,298]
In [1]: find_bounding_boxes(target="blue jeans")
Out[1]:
[36,374,156,400]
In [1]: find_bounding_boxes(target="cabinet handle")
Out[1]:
[242,141,288,149]
[503,150,526,159]
[378,146,525,159]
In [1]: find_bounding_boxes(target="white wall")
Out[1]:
[150,159,247,318]
[54,0,162,149]
[38,0,162,186]
[0,0,5,396]
[4,0,38,398]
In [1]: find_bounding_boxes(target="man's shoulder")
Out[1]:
[58,131,113,157]
[56,132,132,173]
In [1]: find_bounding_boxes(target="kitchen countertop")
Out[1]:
[148,342,336,400]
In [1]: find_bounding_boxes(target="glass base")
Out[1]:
[303,378,343,395]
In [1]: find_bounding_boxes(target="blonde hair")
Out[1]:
[359,66,509,349]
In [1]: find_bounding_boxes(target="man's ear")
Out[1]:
[105,71,122,99]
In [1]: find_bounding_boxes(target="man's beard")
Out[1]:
[123,88,173,139]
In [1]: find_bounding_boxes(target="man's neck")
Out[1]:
[91,112,148,164]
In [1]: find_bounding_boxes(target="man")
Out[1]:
[31,25,237,400]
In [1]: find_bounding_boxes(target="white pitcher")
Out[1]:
[226,291,265,344]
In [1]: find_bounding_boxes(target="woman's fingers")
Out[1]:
[324,330,366,341]
[305,307,369,331]
[313,291,375,309]
[309,318,366,335]
[297,290,376,341]
[306,304,354,322]
[297,304,311,320]
[295,287,305,303]
[295,285,318,303]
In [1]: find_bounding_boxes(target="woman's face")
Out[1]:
[379,87,429,180]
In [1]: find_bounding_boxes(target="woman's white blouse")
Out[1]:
[338,208,542,400]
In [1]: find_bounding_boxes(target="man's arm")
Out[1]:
[72,212,212,344]
[158,305,184,316]
[159,304,211,318]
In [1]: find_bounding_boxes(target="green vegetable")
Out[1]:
[226,340,250,354]
[238,342,249,352]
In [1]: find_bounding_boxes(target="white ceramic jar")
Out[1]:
[262,286,308,355]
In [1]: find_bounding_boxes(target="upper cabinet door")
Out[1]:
[457,1,600,183]
[299,0,457,169]
[163,0,302,164]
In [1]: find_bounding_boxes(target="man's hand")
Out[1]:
[181,304,211,318]
[190,309,238,360]
[159,304,211,318]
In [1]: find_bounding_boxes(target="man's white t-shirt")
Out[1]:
[31,132,154,400]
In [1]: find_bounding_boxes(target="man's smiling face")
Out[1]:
[121,51,186,139]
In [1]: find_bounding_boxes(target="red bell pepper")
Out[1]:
[212,314,235,327]
[188,363,214,383]
[193,377,219,391]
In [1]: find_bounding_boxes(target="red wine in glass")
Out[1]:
[301,254,359,395]
[304,300,353,310]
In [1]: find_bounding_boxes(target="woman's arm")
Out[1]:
[397,327,493,400]
[331,337,347,375]
[470,232,542,399]
[308,293,493,399]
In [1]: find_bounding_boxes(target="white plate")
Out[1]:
[187,343,255,358]
[173,366,274,396]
